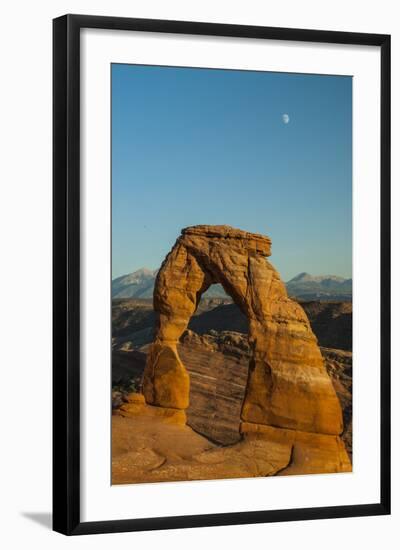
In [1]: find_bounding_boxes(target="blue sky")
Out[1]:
[112,64,352,281]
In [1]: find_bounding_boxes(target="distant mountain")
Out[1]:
[112,268,227,299]
[286,272,352,300]
[112,268,158,299]
[112,269,352,301]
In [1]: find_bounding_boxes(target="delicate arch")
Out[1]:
[143,225,343,436]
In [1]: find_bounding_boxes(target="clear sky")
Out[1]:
[112,64,352,281]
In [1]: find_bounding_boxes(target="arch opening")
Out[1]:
[182,284,250,445]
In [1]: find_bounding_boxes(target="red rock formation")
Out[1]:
[143,225,343,436]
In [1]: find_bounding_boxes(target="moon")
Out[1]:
[282,113,290,124]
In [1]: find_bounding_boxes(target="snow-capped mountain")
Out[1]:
[112,268,227,299]
[112,268,158,299]
[286,272,352,300]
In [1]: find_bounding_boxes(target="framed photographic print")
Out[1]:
[53,14,391,535]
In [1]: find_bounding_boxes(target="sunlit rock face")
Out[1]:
[143,225,343,436]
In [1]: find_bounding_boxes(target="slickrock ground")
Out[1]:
[113,395,293,484]
[112,391,350,485]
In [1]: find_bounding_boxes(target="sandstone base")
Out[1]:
[118,392,187,425]
[112,394,351,485]
[241,422,352,475]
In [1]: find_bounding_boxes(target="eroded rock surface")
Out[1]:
[180,330,249,445]
[112,334,352,456]
[143,225,343,436]
[322,347,353,458]
[114,396,291,484]
[112,395,350,484]
[241,422,351,475]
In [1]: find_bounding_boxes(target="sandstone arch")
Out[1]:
[143,225,343,436]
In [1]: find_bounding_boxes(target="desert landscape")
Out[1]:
[111,226,352,484]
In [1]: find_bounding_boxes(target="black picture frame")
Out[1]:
[53,14,391,536]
